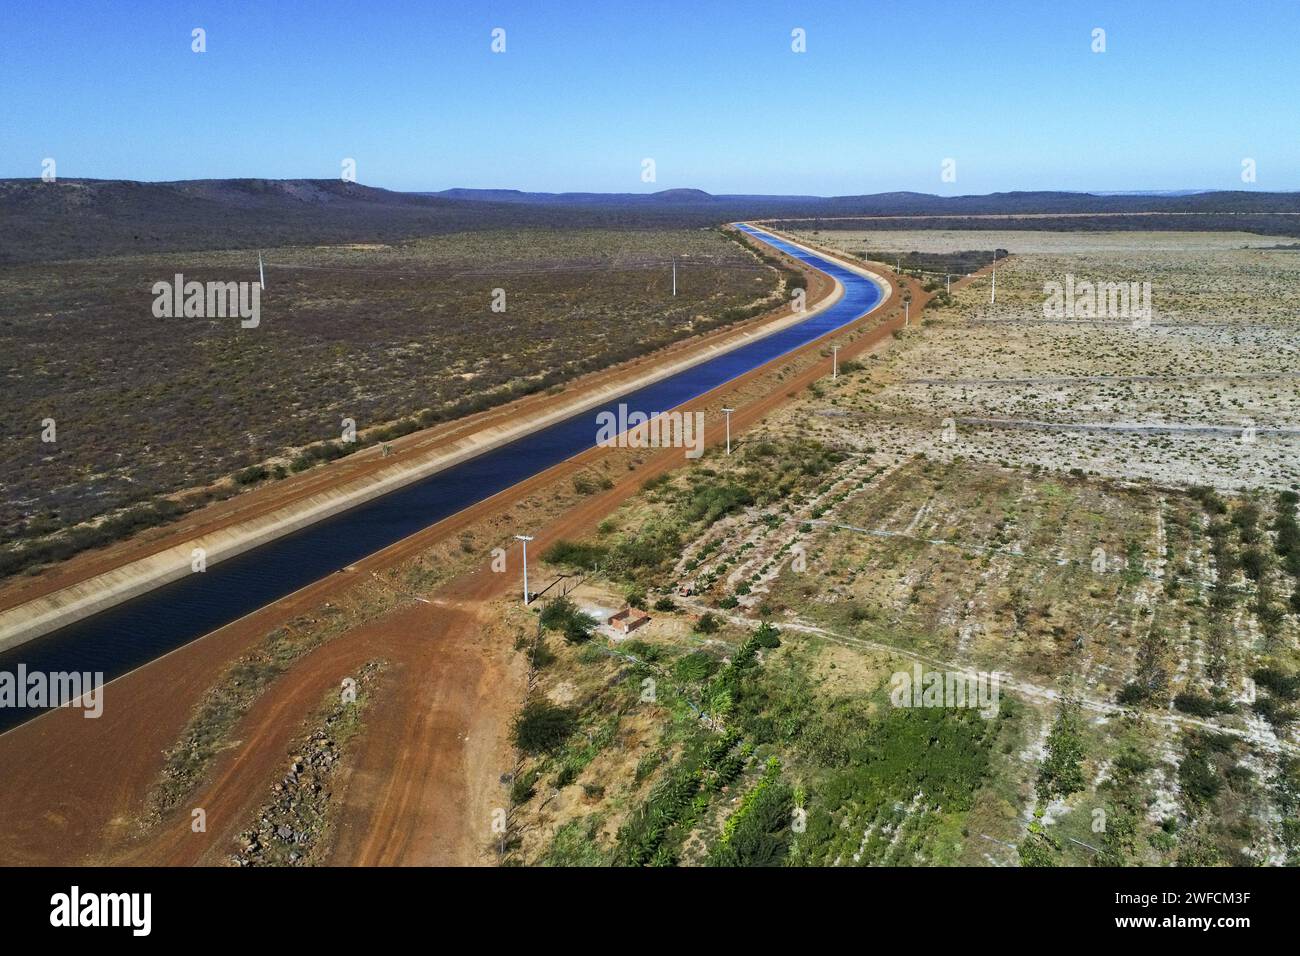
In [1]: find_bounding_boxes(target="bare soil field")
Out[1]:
[785,229,1300,491]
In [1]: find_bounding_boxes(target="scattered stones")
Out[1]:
[230,659,386,867]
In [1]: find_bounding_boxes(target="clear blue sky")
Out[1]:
[2,0,1295,195]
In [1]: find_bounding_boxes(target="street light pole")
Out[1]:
[831,345,840,379]
[721,407,734,455]
[514,534,533,604]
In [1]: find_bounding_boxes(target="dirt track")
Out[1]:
[0,230,988,867]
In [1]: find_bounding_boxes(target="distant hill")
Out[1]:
[0,178,539,264]
[4,178,1300,264]
[433,185,1300,216]
[428,187,722,205]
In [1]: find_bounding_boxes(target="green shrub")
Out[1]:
[234,465,269,485]
[512,701,578,755]
[674,651,719,683]
[1173,693,1218,717]
[541,540,609,569]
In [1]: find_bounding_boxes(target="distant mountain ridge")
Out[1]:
[4,177,1300,264]
[431,185,1300,215]
[431,186,727,205]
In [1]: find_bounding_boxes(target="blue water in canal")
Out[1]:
[0,226,883,732]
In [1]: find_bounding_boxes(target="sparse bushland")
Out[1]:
[515,440,1300,865]
[1,226,786,579]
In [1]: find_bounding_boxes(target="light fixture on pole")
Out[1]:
[721,407,734,455]
[514,534,533,604]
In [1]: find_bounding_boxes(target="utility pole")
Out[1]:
[831,345,840,379]
[904,301,910,326]
[721,407,734,454]
[946,273,950,295]
[514,534,533,604]
[258,252,265,291]
[672,258,677,296]
[991,266,996,305]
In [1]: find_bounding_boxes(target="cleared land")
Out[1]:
[783,229,1300,491]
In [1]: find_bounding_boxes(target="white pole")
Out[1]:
[831,345,840,379]
[904,301,909,326]
[258,252,265,291]
[946,273,950,295]
[721,408,734,454]
[991,267,996,305]
[515,534,533,604]
[672,259,677,296]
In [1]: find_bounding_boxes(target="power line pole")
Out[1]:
[258,252,265,291]
[515,534,533,604]
[672,258,677,296]
[831,345,840,379]
[721,407,734,454]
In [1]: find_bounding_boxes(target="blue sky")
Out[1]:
[2,0,1296,195]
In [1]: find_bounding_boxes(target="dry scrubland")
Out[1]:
[787,229,1300,491]
[0,227,782,573]
[501,232,1300,866]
